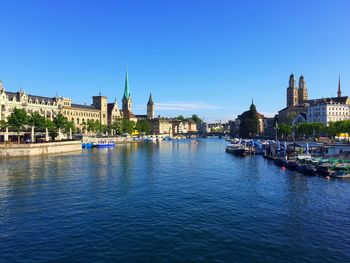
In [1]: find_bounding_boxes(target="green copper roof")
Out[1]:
[123,71,130,100]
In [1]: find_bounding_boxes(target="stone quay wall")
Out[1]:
[0,141,82,158]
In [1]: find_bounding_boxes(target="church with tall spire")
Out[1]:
[122,70,134,119]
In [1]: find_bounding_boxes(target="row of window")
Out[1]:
[309,111,349,117]
[63,110,100,118]
[71,118,99,125]
[9,97,57,106]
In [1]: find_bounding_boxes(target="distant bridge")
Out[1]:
[200,132,228,137]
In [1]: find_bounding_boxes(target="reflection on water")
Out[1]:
[1,139,350,262]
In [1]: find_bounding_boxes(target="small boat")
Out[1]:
[226,144,251,156]
[97,142,115,148]
[316,163,333,177]
[331,170,350,179]
[274,158,286,167]
[82,142,94,148]
[296,164,317,175]
[285,160,298,170]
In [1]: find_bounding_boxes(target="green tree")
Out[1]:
[64,120,76,134]
[53,113,68,140]
[86,119,96,134]
[110,118,123,135]
[176,115,185,121]
[278,123,291,138]
[100,124,108,134]
[191,114,202,124]
[7,108,29,143]
[135,119,151,134]
[0,119,8,129]
[28,112,46,130]
[121,118,135,134]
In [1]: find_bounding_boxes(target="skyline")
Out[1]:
[0,0,349,122]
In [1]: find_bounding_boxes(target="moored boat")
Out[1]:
[226,144,252,156]
[285,160,298,170]
[316,163,333,176]
[97,142,115,148]
[274,158,286,167]
[331,170,350,179]
[296,164,317,175]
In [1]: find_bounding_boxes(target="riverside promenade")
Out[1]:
[0,140,81,158]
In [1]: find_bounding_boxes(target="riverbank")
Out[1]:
[0,140,81,158]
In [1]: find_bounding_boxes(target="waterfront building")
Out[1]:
[307,98,350,125]
[0,70,156,133]
[197,122,210,135]
[151,118,173,135]
[61,98,102,131]
[172,119,197,135]
[107,99,122,126]
[0,80,61,121]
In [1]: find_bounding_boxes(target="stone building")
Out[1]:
[0,80,61,121]
[286,74,308,107]
[0,70,156,133]
[280,74,309,124]
[151,118,173,135]
[61,98,101,130]
[307,97,350,126]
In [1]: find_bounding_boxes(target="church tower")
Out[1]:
[122,71,132,119]
[147,93,154,119]
[287,74,298,107]
[298,75,308,105]
[338,75,342,97]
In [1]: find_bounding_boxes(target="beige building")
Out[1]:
[0,80,61,121]
[1,70,155,134]
[151,118,172,135]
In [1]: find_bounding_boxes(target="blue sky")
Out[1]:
[0,0,349,122]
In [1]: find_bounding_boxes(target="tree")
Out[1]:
[0,119,7,129]
[53,113,68,140]
[278,123,291,138]
[121,118,135,134]
[110,118,123,135]
[28,112,46,130]
[176,115,185,121]
[7,108,29,143]
[135,119,151,135]
[191,114,202,124]
[100,124,108,134]
[64,120,76,134]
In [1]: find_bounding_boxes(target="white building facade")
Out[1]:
[307,100,350,126]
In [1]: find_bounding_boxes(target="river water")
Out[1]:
[1,139,350,262]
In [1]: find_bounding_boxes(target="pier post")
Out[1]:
[45,127,49,142]
[4,127,8,142]
[31,126,35,143]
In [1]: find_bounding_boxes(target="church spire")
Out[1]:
[123,70,130,100]
[147,93,154,105]
[338,74,341,98]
